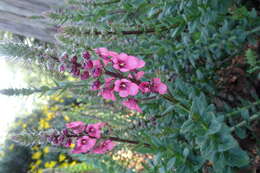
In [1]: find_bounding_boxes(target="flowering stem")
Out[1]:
[104,69,141,84]
[108,137,151,147]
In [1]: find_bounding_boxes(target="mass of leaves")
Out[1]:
[0,0,260,173]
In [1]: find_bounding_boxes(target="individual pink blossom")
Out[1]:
[128,56,145,69]
[114,79,139,97]
[71,56,78,63]
[112,53,140,72]
[101,88,116,101]
[80,71,90,80]
[92,68,102,78]
[84,60,93,69]
[151,78,167,94]
[122,98,142,113]
[94,47,109,58]
[139,82,151,93]
[128,71,145,80]
[94,48,116,65]
[59,64,66,72]
[91,140,116,154]
[92,59,103,68]
[86,122,106,138]
[66,121,85,134]
[64,138,72,148]
[91,80,101,90]
[82,51,91,59]
[72,136,96,154]
[100,77,116,100]
[104,77,115,87]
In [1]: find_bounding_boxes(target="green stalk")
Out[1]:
[230,113,260,132]
[226,100,260,118]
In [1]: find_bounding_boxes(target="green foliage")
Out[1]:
[2,0,260,172]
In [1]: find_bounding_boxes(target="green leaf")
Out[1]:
[226,147,249,167]
[183,148,189,158]
[180,119,194,134]
[167,157,176,171]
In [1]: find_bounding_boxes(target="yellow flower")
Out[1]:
[63,115,70,122]
[44,161,57,168]
[59,154,66,162]
[39,119,50,129]
[35,160,42,166]
[9,144,15,151]
[37,169,43,173]
[46,112,55,120]
[32,151,42,160]
[60,162,69,168]
[32,146,39,151]
[70,161,77,166]
[43,147,49,153]
[22,123,27,129]
[70,143,75,149]
[50,106,59,111]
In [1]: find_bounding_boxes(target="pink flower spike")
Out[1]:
[114,79,139,97]
[66,121,85,134]
[122,98,142,113]
[151,78,168,94]
[92,140,116,154]
[72,136,96,154]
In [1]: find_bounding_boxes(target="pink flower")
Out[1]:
[80,71,90,80]
[92,59,103,68]
[128,71,145,80]
[100,77,116,100]
[86,122,106,138]
[72,136,96,154]
[94,48,117,65]
[122,98,142,113]
[84,60,93,69]
[94,47,109,58]
[139,82,151,93]
[151,78,167,94]
[128,56,145,69]
[91,140,116,154]
[91,80,101,90]
[104,77,115,87]
[112,53,139,72]
[64,138,72,148]
[92,68,102,78]
[82,51,91,59]
[66,121,85,134]
[101,88,116,101]
[59,64,65,72]
[114,79,139,97]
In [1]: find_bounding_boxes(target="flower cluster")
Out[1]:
[47,121,116,154]
[59,48,167,112]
